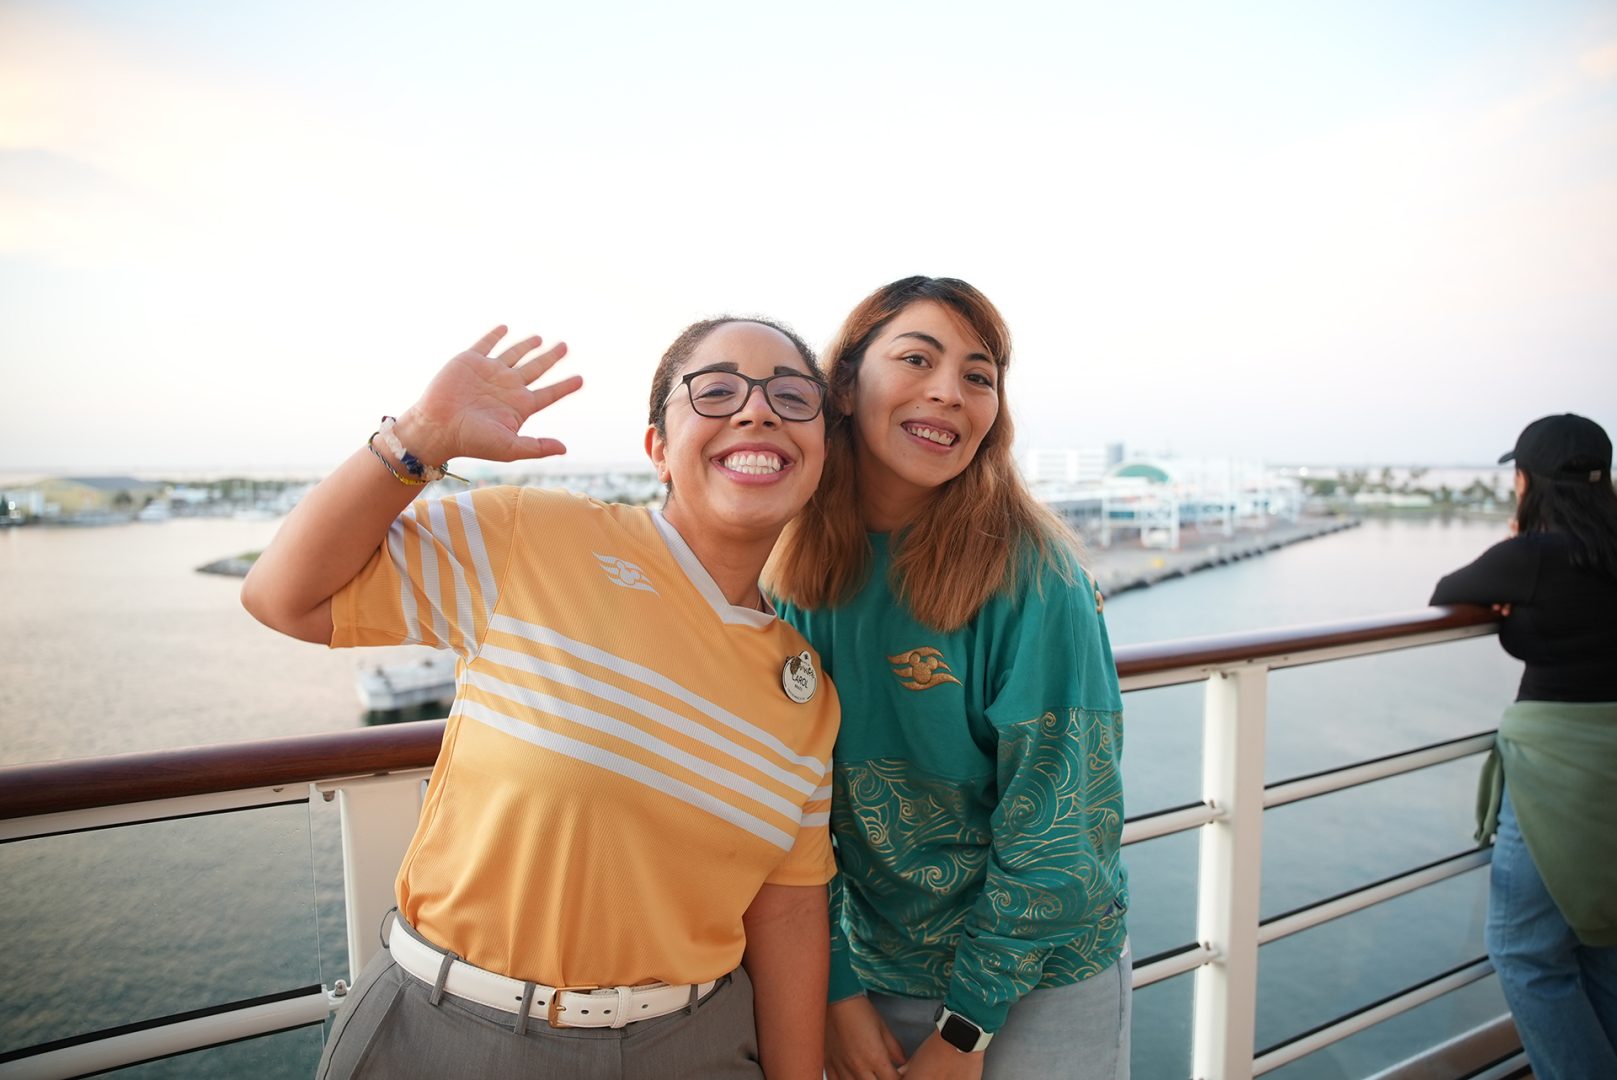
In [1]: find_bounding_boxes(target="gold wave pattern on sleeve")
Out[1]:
[832,704,1128,1004]
[948,706,1129,1007]
[832,761,993,997]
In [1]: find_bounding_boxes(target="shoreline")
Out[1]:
[195,520,1364,587]
[1085,516,1361,599]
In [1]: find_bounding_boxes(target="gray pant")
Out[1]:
[869,951,1131,1080]
[317,943,763,1079]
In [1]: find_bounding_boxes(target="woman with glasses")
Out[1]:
[1431,413,1617,1079]
[243,317,839,1079]
[768,277,1130,1080]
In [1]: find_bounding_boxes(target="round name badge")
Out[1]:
[782,650,817,703]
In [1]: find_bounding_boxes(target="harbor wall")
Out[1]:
[1085,516,1360,598]
[196,519,1363,590]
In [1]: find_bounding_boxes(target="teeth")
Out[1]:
[905,425,957,446]
[721,451,784,475]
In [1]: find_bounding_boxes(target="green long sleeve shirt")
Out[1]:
[776,534,1128,1032]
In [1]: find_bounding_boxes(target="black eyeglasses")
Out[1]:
[671,369,828,422]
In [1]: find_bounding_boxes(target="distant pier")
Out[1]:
[197,517,1362,592]
[1085,516,1360,598]
[196,554,257,577]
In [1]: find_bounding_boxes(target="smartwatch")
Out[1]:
[933,1005,994,1053]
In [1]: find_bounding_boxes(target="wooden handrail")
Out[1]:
[1111,604,1497,678]
[0,606,1498,822]
[0,721,445,820]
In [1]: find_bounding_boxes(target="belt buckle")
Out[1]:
[546,985,600,1028]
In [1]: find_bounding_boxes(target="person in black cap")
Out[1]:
[1430,413,1617,1077]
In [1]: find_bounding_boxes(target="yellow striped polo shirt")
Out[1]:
[331,486,838,988]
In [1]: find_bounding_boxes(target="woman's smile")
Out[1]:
[714,443,791,478]
[650,321,827,547]
[851,300,1000,528]
[899,420,960,449]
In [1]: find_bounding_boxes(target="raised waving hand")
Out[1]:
[393,326,583,466]
[242,324,582,644]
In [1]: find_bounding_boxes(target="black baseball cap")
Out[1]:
[1499,413,1612,483]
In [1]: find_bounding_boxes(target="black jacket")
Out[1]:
[1431,531,1617,702]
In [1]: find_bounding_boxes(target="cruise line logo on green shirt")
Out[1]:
[886,647,962,691]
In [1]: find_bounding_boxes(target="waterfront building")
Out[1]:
[1353,491,1437,510]
[26,476,167,523]
[1032,452,1302,550]
[1024,443,1126,486]
[1,487,45,524]
[1283,465,1514,514]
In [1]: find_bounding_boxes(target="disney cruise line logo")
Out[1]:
[887,647,961,691]
[594,553,657,593]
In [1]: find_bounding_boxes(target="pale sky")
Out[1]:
[3,0,1615,477]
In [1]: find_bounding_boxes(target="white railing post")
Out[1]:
[324,774,425,980]
[1192,666,1268,1080]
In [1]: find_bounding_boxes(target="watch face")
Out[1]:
[939,1012,982,1052]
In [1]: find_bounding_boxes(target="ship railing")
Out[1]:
[1113,605,1519,1079]
[0,605,1516,1080]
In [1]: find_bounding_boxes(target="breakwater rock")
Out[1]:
[196,554,258,577]
[1086,517,1359,599]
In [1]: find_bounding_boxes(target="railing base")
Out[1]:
[1362,1013,1525,1080]
[0,988,330,1080]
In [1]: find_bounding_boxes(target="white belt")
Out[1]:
[387,915,720,1029]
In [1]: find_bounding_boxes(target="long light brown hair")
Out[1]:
[766,276,1080,631]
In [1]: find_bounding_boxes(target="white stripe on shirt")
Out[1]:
[465,668,805,821]
[404,512,451,649]
[426,498,476,658]
[387,525,423,645]
[450,490,497,629]
[457,698,796,850]
[479,643,818,796]
[489,614,828,774]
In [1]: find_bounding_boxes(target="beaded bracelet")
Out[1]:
[369,417,466,486]
[375,416,410,462]
[368,433,431,486]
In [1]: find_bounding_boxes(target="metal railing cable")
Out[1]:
[1256,848,1491,945]
[1252,957,1494,1074]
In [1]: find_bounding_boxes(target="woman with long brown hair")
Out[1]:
[769,276,1130,1080]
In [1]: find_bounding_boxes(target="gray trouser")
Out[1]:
[870,949,1131,1080]
[317,944,762,1079]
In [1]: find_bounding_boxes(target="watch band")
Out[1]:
[933,1005,994,1053]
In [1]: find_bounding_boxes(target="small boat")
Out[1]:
[355,652,457,712]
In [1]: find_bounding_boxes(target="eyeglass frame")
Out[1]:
[666,367,830,423]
